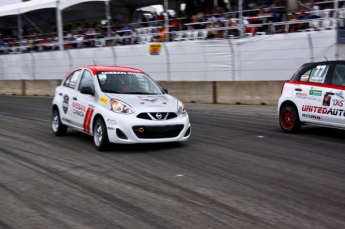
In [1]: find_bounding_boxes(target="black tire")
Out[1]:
[52,109,68,136]
[279,106,301,133]
[93,118,109,151]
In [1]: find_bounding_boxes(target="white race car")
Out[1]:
[51,65,191,150]
[278,60,345,133]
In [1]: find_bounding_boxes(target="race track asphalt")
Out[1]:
[0,96,345,229]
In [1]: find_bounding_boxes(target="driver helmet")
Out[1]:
[118,75,132,91]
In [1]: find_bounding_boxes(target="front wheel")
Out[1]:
[93,119,109,151]
[52,109,67,136]
[279,106,301,133]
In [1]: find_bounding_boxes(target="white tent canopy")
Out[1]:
[0,0,108,17]
[0,0,55,17]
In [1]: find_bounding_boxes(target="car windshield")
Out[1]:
[97,71,164,95]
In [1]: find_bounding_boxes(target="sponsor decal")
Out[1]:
[138,96,158,102]
[332,99,344,107]
[307,97,321,102]
[107,127,115,130]
[323,92,333,106]
[72,102,86,117]
[148,43,162,55]
[300,74,309,82]
[335,91,344,99]
[309,89,322,96]
[295,93,307,99]
[100,96,108,104]
[83,107,95,133]
[63,94,69,114]
[99,72,146,76]
[302,114,321,120]
[302,105,345,116]
[107,119,117,125]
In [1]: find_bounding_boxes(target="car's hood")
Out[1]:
[105,93,178,108]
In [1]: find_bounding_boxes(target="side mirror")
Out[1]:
[162,88,168,94]
[80,86,94,95]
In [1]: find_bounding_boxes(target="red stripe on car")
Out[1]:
[287,81,345,90]
[83,108,91,132]
[86,109,94,133]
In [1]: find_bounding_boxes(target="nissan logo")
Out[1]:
[156,113,162,119]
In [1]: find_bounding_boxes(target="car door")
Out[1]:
[323,63,345,126]
[293,63,331,123]
[73,69,97,133]
[59,69,83,127]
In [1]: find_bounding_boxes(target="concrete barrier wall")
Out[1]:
[0,80,285,105]
[157,81,214,104]
[215,81,285,105]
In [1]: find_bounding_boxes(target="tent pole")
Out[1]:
[17,12,23,43]
[56,0,64,50]
[164,0,169,42]
[239,0,243,37]
[105,0,112,37]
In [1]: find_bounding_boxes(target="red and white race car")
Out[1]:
[278,61,345,132]
[51,65,191,150]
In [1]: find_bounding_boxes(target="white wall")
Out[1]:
[0,30,340,81]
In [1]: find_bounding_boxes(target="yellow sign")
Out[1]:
[100,96,108,104]
[148,43,162,55]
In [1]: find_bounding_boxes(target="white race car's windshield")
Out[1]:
[97,71,164,95]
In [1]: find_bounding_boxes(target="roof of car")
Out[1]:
[85,66,144,74]
[64,65,144,78]
[302,60,345,66]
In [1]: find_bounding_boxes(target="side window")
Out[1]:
[331,64,345,86]
[64,70,81,89]
[299,65,330,83]
[78,70,94,91]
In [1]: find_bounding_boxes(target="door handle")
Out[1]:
[59,93,62,96]
[295,88,302,91]
[73,97,77,100]
[326,92,335,95]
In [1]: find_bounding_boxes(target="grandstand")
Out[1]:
[0,0,344,54]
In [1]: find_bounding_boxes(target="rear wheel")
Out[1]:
[93,118,109,151]
[52,109,67,136]
[279,106,301,133]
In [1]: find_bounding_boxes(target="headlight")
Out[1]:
[110,99,134,114]
[178,100,186,114]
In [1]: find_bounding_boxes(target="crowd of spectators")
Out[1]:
[0,0,342,54]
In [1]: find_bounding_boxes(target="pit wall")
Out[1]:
[0,80,285,105]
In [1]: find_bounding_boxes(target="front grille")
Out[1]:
[137,112,177,120]
[132,125,184,139]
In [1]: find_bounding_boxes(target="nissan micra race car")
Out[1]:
[278,60,345,133]
[51,66,191,150]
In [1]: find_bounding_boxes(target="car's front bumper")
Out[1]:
[106,112,191,144]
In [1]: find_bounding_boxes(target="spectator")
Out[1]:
[267,6,279,22]
[170,17,180,31]
[309,1,321,19]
